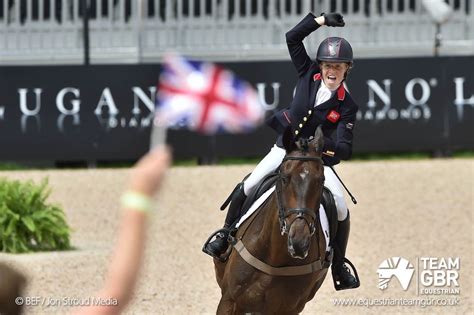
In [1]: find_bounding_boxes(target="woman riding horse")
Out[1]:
[214,127,332,314]
[205,11,360,291]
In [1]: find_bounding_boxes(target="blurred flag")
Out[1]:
[155,54,265,134]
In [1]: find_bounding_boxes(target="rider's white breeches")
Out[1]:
[243,144,349,221]
[243,144,286,196]
[323,165,348,221]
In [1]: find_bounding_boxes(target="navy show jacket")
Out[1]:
[266,12,359,166]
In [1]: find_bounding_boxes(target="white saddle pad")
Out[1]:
[235,186,331,252]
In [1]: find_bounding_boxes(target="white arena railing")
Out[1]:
[0,0,472,65]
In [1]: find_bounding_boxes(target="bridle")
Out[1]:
[276,154,324,237]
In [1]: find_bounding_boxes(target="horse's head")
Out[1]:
[277,126,325,259]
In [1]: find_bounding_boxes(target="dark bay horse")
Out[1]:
[213,127,331,314]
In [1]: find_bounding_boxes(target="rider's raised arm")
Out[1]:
[286,13,345,77]
[285,13,323,77]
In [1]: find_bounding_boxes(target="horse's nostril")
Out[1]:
[303,238,310,248]
[288,242,295,255]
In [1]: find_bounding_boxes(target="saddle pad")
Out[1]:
[319,204,331,252]
[236,186,331,252]
[236,186,275,228]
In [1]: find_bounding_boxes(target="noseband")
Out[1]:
[276,155,324,236]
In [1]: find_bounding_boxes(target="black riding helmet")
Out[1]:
[316,37,353,63]
[316,37,353,78]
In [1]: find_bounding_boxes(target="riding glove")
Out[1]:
[322,13,345,27]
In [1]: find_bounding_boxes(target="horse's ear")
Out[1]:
[282,127,297,153]
[313,126,324,154]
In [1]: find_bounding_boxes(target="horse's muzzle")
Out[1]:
[288,226,310,260]
[288,242,309,259]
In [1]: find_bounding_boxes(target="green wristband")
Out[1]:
[121,191,153,213]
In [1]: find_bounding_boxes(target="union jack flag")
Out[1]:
[155,54,265,134]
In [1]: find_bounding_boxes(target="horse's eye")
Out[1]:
[282,175,290,185]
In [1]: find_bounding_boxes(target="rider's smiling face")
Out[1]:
[320,62,349,90]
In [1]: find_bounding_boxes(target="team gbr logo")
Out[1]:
[377,257,461,295]
[377,257,415,291]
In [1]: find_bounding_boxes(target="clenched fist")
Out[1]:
[323,13,345,27]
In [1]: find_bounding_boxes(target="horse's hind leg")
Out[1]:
[217,296,238,315]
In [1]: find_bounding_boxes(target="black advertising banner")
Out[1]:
[0,66,158,161]
[351,58,448,153]
[349,57,474,153]
[444,57,474,151]
[0,57,472,162]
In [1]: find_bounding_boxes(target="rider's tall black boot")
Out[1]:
[332,211,360,290]
[205,183,247,258]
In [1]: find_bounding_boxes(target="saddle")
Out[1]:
[240,172,279,220]
[220,172,279,228]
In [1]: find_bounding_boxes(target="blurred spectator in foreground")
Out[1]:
[0,263,27,315]
[74,145,171,315]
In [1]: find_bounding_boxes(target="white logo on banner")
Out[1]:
[377,257,415,291]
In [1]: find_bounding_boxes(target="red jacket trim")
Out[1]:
[337,84,346,101]
[283,111,291,123]
[314,73,346,101]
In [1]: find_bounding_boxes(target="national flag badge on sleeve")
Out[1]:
[326,110,340,123]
